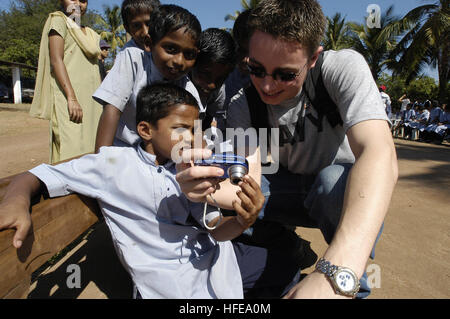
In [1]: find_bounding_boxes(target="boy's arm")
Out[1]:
[0,172,43,248]
[95,104,122,152]
[398,94,406,103]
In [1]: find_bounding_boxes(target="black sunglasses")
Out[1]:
[246,62,308,82]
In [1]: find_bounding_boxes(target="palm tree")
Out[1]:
[379,0,449,101]
[224,0,261,22]
[97,5,126,60]
[347,6,399,81]
[323,13,352,51]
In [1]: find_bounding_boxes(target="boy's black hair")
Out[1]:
[136,83,199,126]
[121,0,160,32]
[232,9,252,49]
[149,4,202,46]
[197,28,237,67]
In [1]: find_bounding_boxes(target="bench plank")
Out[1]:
[0,175,100,299]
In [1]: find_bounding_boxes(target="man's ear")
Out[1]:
[137,121,153,141]
[309,46,324,69]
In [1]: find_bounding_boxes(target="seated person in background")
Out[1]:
[425,102,450,143]
[0,84,301,299]
[404,102,430,139]
[189,28,237,131]
[422,100,443,141]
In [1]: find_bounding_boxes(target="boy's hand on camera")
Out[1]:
[232,175,265,230]
[67,98,83,123]
[176,148,224,203]
[0,201,32,249]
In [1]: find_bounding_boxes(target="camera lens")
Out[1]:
[228,164,248,186]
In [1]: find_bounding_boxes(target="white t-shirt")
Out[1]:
[400,98,411,112]
[380,92,391,112]
[226,49,389,175]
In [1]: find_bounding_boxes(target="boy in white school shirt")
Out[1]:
[93,4,204,151]
[0,84,301,299]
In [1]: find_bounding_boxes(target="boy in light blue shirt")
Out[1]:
[93,4,204,150]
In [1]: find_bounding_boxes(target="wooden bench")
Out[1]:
[0,173,132,299]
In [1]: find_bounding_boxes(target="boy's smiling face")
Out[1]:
[127,12,152,52]
[139,104,199,165]
[151,27,199,81]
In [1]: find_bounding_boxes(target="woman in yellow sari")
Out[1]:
[30,0,103,163]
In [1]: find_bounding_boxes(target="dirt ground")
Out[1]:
[0,103,449,299]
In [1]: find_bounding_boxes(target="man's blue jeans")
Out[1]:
[241,164,382,298]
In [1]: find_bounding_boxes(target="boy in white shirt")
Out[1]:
[93,4,203,150]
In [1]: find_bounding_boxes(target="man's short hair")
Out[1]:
[136,83,199,126]
[233,9,252,50]
[121,0,160,32]
[248,0,326,57]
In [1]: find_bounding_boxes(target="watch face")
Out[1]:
[335,269,357,293]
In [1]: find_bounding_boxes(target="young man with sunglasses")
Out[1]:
[176,0,398,299]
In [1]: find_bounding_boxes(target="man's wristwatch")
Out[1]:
[315,258,360,298]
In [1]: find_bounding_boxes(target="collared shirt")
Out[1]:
[93,41,204,146]
[29,145,243,299]
[429,107,443,123]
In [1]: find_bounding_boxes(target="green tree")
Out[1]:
[378,73,439,109]
[224,0,261,22]
[0,0,102,69]
[380,0,449,101]
[347,6,399,81]
[323,13,352,51]
[96,5,126,61]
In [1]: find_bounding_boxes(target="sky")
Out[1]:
[0,0,439,78]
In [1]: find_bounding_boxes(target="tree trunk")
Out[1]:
[437,43,449,102]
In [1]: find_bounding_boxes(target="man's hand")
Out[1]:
[283,271,350,299]
[0,200,32,249]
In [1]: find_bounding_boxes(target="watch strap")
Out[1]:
[316,258,337,277]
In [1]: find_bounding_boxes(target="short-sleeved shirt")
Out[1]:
[93,42,203,146]
[226,49,389,175]
[400,98,411,112]
[429,107,443,123]
[380,92,391,111]
[29,145,243,299]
